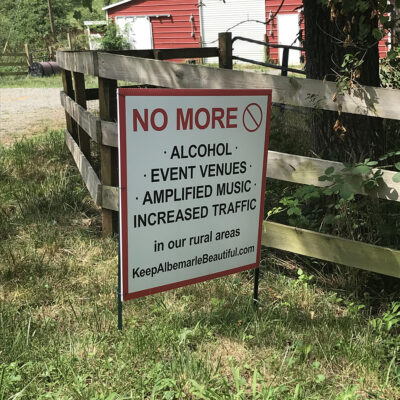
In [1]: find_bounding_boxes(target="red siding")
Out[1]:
[265,1,304,63]
[107,0,201,49]
[378,34,389,59]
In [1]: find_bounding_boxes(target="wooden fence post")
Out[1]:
[67,32,72,50]
[218,32,233,69]
[61,69,78,140]
[72,72,91,162]
[24,43,33,66]
[98,77,118,236]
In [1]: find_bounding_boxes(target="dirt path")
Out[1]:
[0,88,99,146]
[0,88,67,145]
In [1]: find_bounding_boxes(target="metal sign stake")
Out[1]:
[253,266,260,307]
[117,239,123,331]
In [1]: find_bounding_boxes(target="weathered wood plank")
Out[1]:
[91,147,400,202]
[267,151,400,202]
[24,43,33,66]
[96,187,400,276]
[102,185,119,211]
[60,91,100,142]
[64,130,102,205]
[262,221,400,278]
[56,51,98,76]
[219,33,232,69]
[99,77,118,235]
[61,69,77,141]
[73,71,91,161]
[154,47,219,60]
[101,121,118,147]
[92,146,400,201]
[105,49,155,59]
[97,53,400,121]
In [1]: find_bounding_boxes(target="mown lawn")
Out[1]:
[1,131,400,399]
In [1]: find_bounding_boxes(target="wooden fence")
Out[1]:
[0,44,32,76]
[56,36,400,279]
[231,35,306,76]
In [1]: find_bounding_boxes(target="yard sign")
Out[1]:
[118,89,272,301]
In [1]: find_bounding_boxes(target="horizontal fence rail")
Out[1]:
[0,45,32,76]
[57,47,400,280]
[60,86,400,203]
[56,51,400,121]
[263,222,400,277]
[62,123,400,276]
[62,121,400,276]
[65,130,102,204]
[267,151,400,202]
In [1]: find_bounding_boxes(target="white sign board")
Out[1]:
[118,89,272,301]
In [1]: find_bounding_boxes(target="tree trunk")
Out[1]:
[303,0,384,162]
[47,0,56,43]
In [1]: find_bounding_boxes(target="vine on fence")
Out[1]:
[268,151,400,245]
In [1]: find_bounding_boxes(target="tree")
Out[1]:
[0,0,101,50]
[302,0,399,162]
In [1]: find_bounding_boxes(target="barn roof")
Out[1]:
[102,0,134,11]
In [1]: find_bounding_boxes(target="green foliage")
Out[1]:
[271,151,400,247]
[316,0,400,94]
[0,0,71,48]
[336,52,364,94]
[323,0,399,45]
[380,47,400,89]
[0,0,103,50]
[370,302,400,334]
[97,20,130,51]
[296,269,314,288]
[70,0,105,28]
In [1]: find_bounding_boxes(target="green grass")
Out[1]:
[0,75,99,89]
[1,131,400,399]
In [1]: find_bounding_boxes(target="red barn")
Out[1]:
[102,0,389,64]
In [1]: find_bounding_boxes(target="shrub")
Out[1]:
[98,19,130,51]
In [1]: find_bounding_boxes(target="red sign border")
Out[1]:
[118,88,272,301]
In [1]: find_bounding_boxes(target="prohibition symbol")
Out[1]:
[243,103,263,132]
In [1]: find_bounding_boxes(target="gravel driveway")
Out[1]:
[0,88,67,145]
[0,88,99,146]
